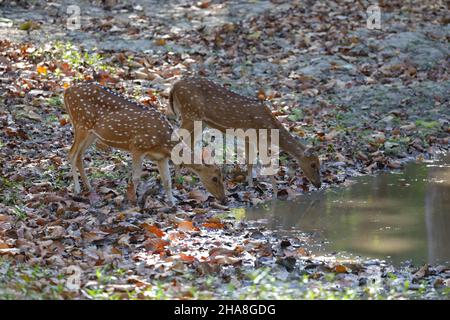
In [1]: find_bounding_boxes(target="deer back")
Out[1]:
[171,77,283,130]
[64,83,174,154]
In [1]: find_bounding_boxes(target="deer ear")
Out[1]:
[304,146,321,157]
[304,149,311,157]
[202,147,215,165]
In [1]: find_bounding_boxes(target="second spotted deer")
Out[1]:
[169,77,321,192]
[64,82,226,205]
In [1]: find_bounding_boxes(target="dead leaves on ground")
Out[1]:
[141,223,165,238]
[143,238,170,254]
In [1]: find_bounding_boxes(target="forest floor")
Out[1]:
[0,0,449,299]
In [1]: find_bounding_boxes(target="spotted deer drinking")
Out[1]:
[169,77,321,193]
[64,82,226,205]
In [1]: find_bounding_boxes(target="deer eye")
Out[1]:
[311,163,316,168]
[212,177,218,183]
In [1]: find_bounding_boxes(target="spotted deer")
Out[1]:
[169,77,321,193]
[64,82,226,205]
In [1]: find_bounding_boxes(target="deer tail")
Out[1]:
[167,87,178,120]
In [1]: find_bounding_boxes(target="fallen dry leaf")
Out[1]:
[210,255,241,265]
[0,248,20,256]
[83,230,109,242]
[0,214,11,222]
[202,217,225,229]
[36,65,47,75]
[144,238,169,253]
[141,223,165,238]
[45,226,65,240]
[413,264,430,280]
[0,242,11,249]
[180,253,196,263]
[334,264,348,273]
[178,221,198,232]
[154,38,166,46]
[202,222,225,229]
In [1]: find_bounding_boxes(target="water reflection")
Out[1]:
[246,154,450,266]
[425,158,450,265]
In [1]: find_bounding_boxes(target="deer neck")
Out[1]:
[277,125,307,160]
[182,163,202,172]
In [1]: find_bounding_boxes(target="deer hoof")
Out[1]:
[166,197,176,207]
[73,184,81,194]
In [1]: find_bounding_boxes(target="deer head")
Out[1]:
[185,164,226,203]
[298,146,321,188]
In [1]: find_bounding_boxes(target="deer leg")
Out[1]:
[222,164,229,178]
[180,119,196,163]
[182,118,208,164]
[127,151,144,204]
[68,129,84,194]
[157,158,175,206]
[264,137,279,197]
[271,175,278,198]
[245,139,254,187]
[191,124,203,153]
[76,133,97,191]
[180,119,194,144]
